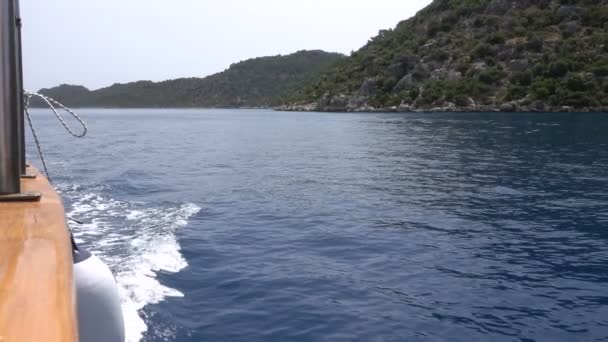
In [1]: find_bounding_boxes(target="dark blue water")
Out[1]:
[28,109,608,342]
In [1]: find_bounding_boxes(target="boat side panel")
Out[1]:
[0,167,78,342]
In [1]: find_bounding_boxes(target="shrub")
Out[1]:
[561,91,599,107]
[505,85,528,101]
[526,37,544,52]
[565,75,588,92]
[532,63,547,76]
[486,33,506,45]
[456,61,470,74]
[474,43,495,58]
[370,93,390,108]
[419,81,446,104]
[399,87,420,103]
[386,94,402,107]
[513,26,527,36]
[454,94,470,107]
[531,78,556,99]
[523,7,554,29]
[547,60,570,78]
[454,0,490,18]
[380,76,399,92]
[512,70,533,86]
[591,62,608,77]
[479,67,507,84]
[431,50,450,62]
[459,77,492,96]
[582,5,608,28]
[407,88,420,102]
[473,16,484,28]
[427,20,442,37]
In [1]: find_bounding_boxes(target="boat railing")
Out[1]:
[0,1,79,340]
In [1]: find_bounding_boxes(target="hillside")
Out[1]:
[34,50,344,108]
[282,0,608,112]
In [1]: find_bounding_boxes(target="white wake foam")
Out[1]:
[62,185,200,342]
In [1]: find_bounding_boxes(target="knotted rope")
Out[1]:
[23,91,88,182]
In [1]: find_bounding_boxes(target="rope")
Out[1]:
[23,91,88,182]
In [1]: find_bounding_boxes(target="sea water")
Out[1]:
[27,109,608,342]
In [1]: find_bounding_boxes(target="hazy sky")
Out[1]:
[21,0,431,90]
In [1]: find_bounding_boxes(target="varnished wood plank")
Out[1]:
[0,166,78,342]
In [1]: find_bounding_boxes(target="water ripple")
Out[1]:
[27,109,608,342]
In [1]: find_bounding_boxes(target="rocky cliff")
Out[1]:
[281,0,608,112]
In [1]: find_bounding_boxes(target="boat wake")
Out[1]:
[59,184,200,342]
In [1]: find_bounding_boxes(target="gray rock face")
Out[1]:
[387,63,405,78]
[564,21,580,35]
[318,93,349,112]
[500,102,517,112]
[358,78,378,97]
[502,17,517,33]
[472,62,488,71]
[497,48,515,61]
[399,54,420,73]
[393,74,418,92]
[412,63,431,80]
[556,5,583,21]
[347,96,368,111]
[430,68,462,82]
[425,60,442,72]
[466,97,477,108]
[531,100,547,112]
[398,103,413,112]
[447,70,463,81]
[485,0,513,15]
[277,102,318,111]
[508,59,529,72]
[392,62,432,92]
[430,68,445,81]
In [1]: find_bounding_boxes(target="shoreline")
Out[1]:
[277,103,608,114]
[28,106,608,113]
[28,104,608,113]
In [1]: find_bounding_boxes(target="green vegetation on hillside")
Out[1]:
[284,0,608,112]
[34,50,344,108]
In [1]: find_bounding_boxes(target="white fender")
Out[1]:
[74,251,125,342]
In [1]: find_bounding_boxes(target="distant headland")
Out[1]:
[32,50,344,109]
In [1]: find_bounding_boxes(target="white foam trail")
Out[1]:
[61,185,200,342]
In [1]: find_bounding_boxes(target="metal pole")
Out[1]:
[0,0,20,194]
[14,0,25,175]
